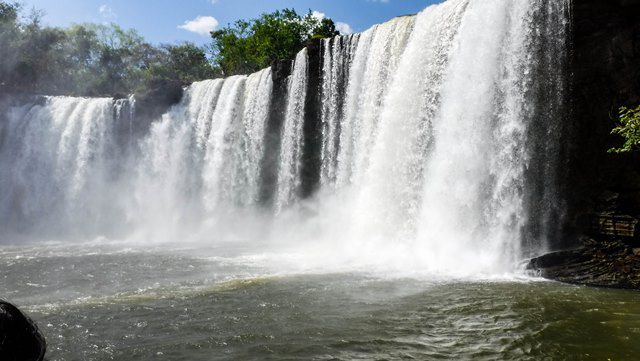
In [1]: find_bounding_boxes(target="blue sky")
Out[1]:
[21,0,442,45]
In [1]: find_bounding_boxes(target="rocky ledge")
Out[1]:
[0,300,47,361]
[527,239,640,290]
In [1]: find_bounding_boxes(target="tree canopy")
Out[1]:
[211,9,340,76]
[0,1,217,96]
[0,2,342,97]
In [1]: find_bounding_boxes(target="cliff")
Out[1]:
[566,0,640,238]
[530,0,640,288]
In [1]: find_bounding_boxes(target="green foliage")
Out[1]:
[211,9,340,75]
[0,1,18,23]
[0,1,22,87]
[0,1,341,96]
[86,23,157,95]
[0,1,217,97]
[609,105,640,153]
[144,43,217,88]
[312,18,341,39]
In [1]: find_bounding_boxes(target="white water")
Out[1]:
[312,0,569,274]
[131,69,273,241]
[0,0,569,276]
[0,96,133,237]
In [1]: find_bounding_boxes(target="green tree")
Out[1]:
[56,25,102,94]
[311,18,340,39]
[0,1,20,91]
[610,105,640,153]
[87,24,152,95]
[0,0,220,96]
[149,43,217,84]
[13,9,67,92]
[3,2,340,97]
[211,9,340,76]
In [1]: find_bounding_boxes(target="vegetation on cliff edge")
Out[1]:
[610,105,640,153]
[0,1,341,97]
[211,9,339,76]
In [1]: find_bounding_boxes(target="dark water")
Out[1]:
[2,243,639,360]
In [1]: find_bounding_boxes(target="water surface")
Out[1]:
[2,242,638,360]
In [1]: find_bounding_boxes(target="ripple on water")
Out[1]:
[3,244,640,360]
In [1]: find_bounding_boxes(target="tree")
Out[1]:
[85,24,152,95]
[13,9,66,92]
[211,9,341,76]
[0,1,219,97]
[0,1,18,24]
[1,3,342,97]
[311,18,340,39]
[0,1,20,91]
[610,105,640,153]
[144,43,218,88]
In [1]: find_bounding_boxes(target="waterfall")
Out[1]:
[132,69,273,239]
[275,49,308,212]
[333,16,416,188]
[0,0,570,274]
[0,96,133,238]
[316,0,569,273]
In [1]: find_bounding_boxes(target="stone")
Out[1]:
[133,79,184,134]
[300,38,324,198]
[0,301,46,361]
[527,240,640,289]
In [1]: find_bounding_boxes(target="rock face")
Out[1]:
[529,0,640,289]
[300,39,324,199]
[0,301,46,361]
[566,0,640,241]
[528,239,640,289]
[133,79,185,136]
[259,59,293,206]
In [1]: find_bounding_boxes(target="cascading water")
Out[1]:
[314,0,569,274]
[132,69,273,240]
[0,96,134,239]
[275,49,308,212]
[0,0,569,275]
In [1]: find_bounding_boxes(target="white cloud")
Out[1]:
[98,5,117,20]
[336,22,354,35]
[178,16,219,36]
[311,11,326,21]
[310,10,353,35]
[210,0,218,4]
[311,10,353,35]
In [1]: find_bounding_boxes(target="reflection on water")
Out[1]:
[1,243,639,360]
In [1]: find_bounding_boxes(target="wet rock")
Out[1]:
[133,79,184,134]
[0,301,46,361]
[300,38,324,198]
[597,191,620,211]
[527,239,640,289]
[258,59,293,206]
